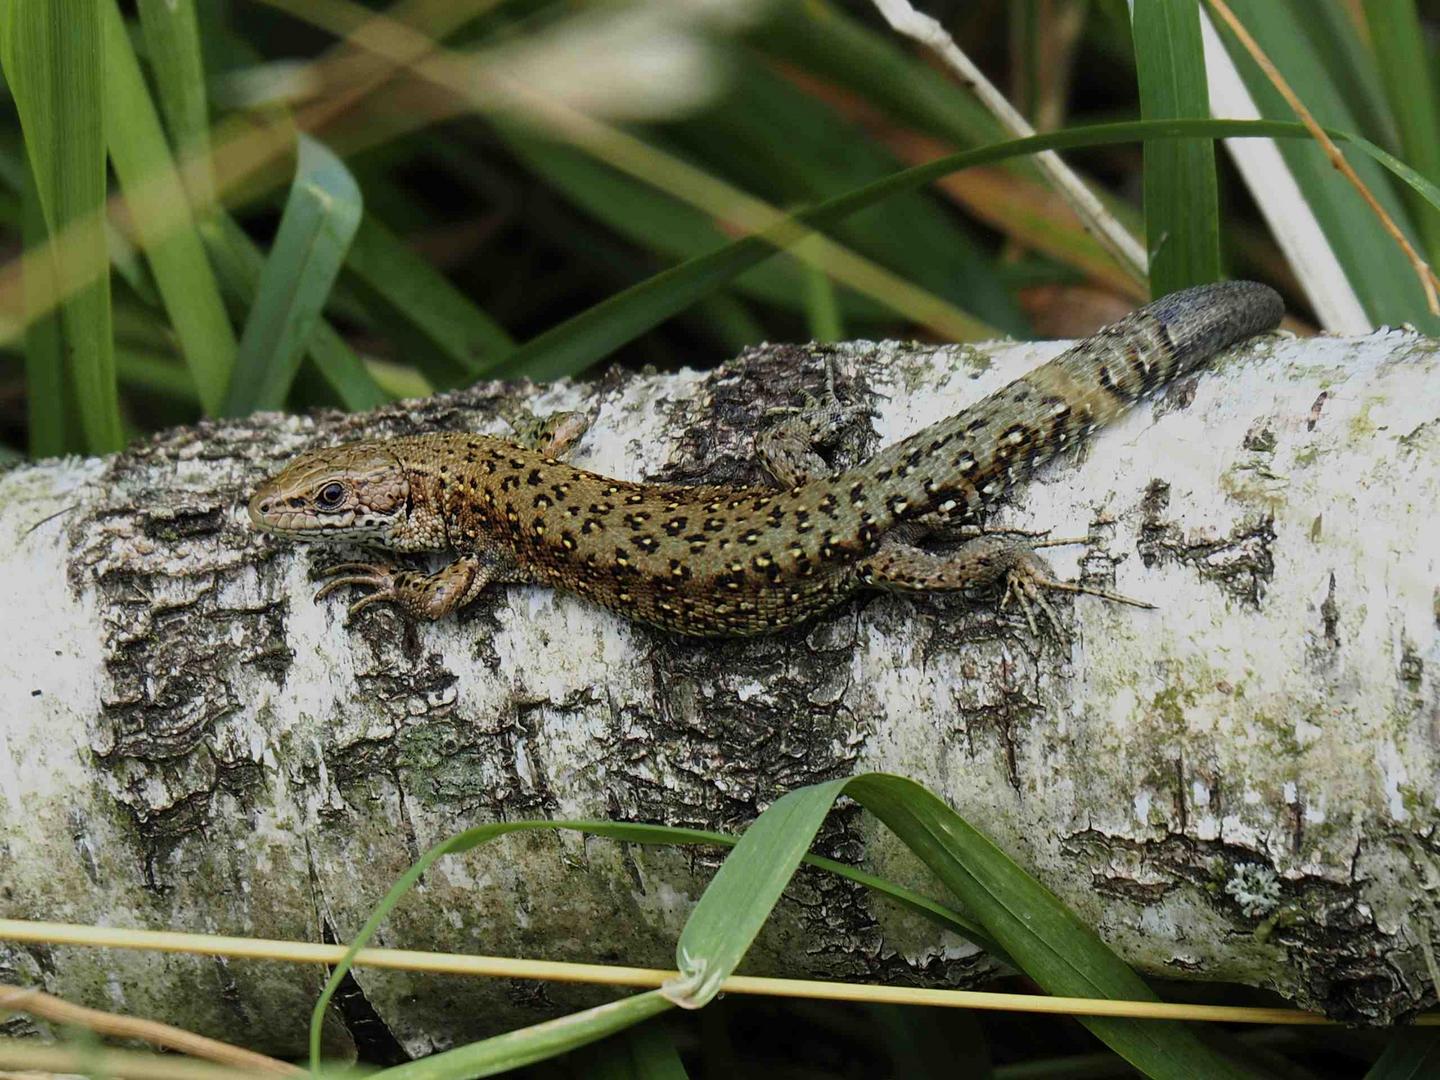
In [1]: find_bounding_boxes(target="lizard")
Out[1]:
[248,280,1283,638]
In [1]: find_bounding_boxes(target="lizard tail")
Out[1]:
[845,280,1284,531]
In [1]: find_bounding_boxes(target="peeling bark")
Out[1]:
[1,328,1439,1056]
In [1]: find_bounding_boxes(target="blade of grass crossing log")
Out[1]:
[847,776,1259,1077]
[667,779,851,1008]
[102,0,235,416]
[1362,0,1440,264]
[306,817,998,1071]
[222,135,363,416]
[669,774,1253,1078]
[0,0,122,452]
[21,165,71,457]
[495,117,1440,382]
[342,213,513,389]
[1133,0,1222,294]
[208,213,388,412]
[369,993,674,1080]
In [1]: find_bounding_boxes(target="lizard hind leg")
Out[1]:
[858,534,1153,637]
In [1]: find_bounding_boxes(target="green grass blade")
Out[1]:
[115,347,198,402]
[1365,1029,1440,1078]
[207,213,388,412]
[802,262,843,343]
[134,0,215,210]
[1132,0,1221,295]
[753,1,1136,291]
[371,992,674,1080]
[21,164,70,457]
[1292,0,1397,149]
[1362,0,1440,263]
[571,1024,691,1080]
[670,779,852,1005]
[221,135,363,416]
[305,817,997,1072]
[1214,0,1440,333]
[495,116,1440,383]
[102,0,235,416]
[1,0,122,452]
[143,0,386,409]
[666,53,1026,334]
[672,774,1254,1078]
[846,776,1257,1078]
[756,0,1004,155]
[494,127,892,323]
[342,213,513,389]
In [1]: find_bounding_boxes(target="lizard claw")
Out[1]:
[1001,549,1154,642]
[315,561,390,580]
[313,561,401,617]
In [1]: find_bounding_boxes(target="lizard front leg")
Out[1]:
[858,534,1152,637]
[314,549,526,620]
[502,406,591,459]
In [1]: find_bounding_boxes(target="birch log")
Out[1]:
[1,327,1438,1058]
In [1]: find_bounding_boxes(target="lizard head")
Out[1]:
[249,442,409,543]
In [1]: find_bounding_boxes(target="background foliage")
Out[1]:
[2,0,1439,1076]
[4,0,1436,461]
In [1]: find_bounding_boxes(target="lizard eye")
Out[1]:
[317,482,346,508]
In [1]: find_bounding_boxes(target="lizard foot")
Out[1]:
[313,561,402,618]
[756,360,878,487]
[999,548,1154,639]
[502,405,592,459]
[313,554,496,621]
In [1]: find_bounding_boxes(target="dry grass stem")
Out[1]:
[1206,0,1440,314]
[0,983,301,1076]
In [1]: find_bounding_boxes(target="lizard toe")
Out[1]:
[314,570,397,605]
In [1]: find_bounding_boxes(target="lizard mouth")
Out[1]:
[248,485,290,532]
[248,486,323,537]
[248,489,392,541]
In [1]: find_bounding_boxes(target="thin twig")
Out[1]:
[869,0,1149,285]
[2,918,1437,1028]
[1206,0,1440,314]
[0,983,301,1076]
[0,1041,300,1080]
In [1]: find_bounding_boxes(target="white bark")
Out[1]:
[1,328,1438,1057]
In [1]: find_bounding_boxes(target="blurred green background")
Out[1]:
[4,0,1438,464]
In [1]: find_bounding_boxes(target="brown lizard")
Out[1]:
[248,281,1283,637]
